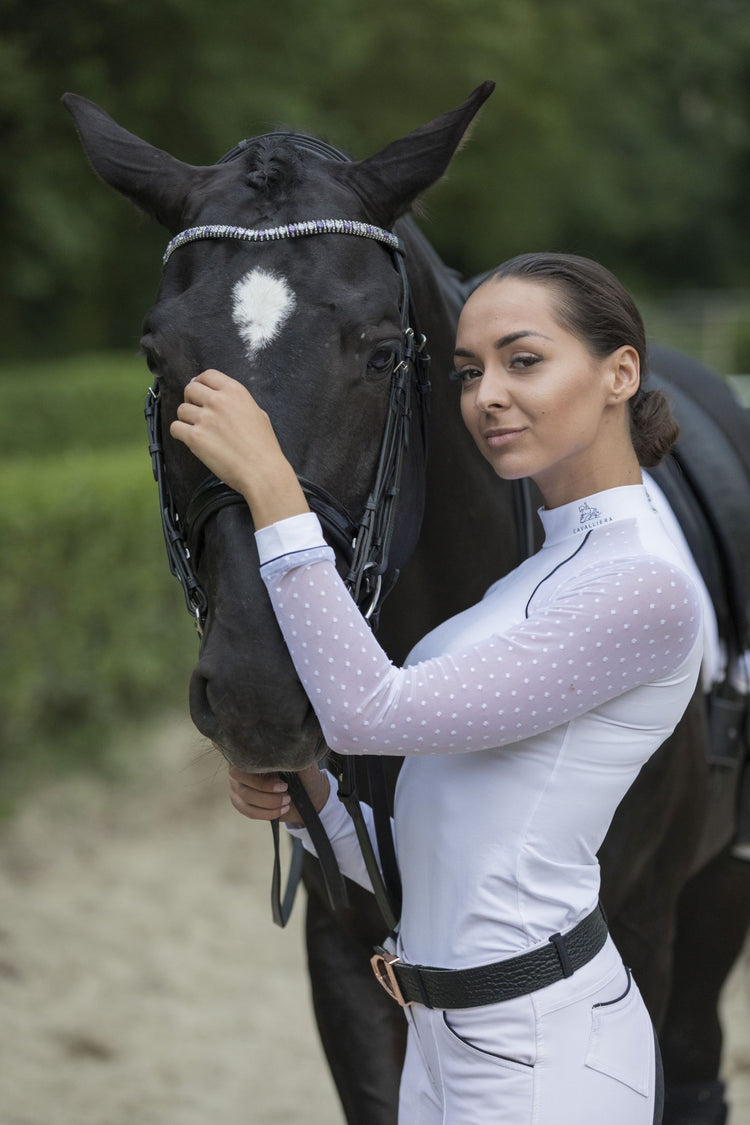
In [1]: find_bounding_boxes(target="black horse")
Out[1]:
[64,86,749,1125]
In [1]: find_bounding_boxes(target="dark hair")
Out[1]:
[483,252,678,467]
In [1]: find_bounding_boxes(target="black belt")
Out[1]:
[370,903,608,1009]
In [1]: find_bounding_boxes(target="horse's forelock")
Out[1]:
[239,137,305,200]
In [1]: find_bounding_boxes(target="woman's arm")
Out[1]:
[259,534,702,756]
[172,370,702,759]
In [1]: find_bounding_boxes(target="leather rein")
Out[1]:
[144,133,430,929]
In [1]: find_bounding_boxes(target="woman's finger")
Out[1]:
[229,777,286,807]
[229,772,285,800]
[229,782,291,819]
[230,788,291,821]
[183,372,229,404]
[184,370,247,406]
[229,778,286,806]
[228,766,287,792]
[192,368,233,390]
[174,401,203,424]
[182,380,211,406]
[227,768,296,822]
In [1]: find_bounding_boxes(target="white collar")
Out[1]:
[538,484,658,546]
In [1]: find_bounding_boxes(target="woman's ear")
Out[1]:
[608,345,640,404]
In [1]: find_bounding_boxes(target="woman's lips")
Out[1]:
[484,427,525,448]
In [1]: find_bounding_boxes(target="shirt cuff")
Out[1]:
[255,511,329,565]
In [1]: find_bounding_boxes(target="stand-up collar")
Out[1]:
[538,484,657,546]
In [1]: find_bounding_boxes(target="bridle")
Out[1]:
[144,246,427,634]
[146,138,430,637]
[143,133,430,926]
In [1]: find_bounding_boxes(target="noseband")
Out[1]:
[145,135,430,637]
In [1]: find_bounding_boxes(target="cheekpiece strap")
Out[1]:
[163,219,404,266]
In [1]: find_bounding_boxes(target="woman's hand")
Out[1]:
[169,369,309,529]
[228,764,330,827]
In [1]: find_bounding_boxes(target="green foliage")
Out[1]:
[0,357,197,802]
[0,351,148,457]
[3,0,750,358]
[735,322,750,374]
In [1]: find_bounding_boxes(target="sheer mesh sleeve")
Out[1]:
[259,534,702,758]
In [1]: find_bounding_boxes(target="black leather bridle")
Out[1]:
[144,133,431,928]
[144,280,428,637]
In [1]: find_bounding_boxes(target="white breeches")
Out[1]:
[397,938,662,1125]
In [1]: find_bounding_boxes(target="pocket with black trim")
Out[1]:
[439,1010,535,1073]
[584,968,652,1096]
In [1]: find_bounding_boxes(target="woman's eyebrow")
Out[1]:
[454,330,552,358]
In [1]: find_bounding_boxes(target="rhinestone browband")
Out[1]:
[163,219,403,266]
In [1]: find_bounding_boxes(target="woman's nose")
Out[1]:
[475,370,511,411]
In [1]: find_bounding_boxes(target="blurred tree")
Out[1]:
[1,0,210,355]
[1,0,749,358]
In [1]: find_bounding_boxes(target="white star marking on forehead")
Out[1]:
[231,268,296,358]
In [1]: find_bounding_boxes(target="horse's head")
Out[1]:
[63,84,494,771]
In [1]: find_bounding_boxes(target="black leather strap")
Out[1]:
[335,758,400,931]
[280,771,350,916]
[270,819,305,928]
[366,758,402,920]
[376,904,608,1009]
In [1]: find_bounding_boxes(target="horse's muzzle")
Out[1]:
[189,663,324,772]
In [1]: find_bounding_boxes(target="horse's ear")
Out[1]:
[62,93,201,232]
[343,81,495,226]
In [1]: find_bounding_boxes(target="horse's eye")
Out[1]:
[367,346,397,375]
[140,340,161,374]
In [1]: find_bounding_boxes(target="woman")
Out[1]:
[171,253,703,1124]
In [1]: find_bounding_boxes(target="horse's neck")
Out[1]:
[377,223,522,659]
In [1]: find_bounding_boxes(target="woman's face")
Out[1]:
[455,276,632,508]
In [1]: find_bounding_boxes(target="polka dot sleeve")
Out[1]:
[259,544,703,758]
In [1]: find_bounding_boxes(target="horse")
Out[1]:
[63,85,749,1125]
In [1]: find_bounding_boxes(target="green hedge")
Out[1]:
[0,352,150,458]
[0,443,196,806]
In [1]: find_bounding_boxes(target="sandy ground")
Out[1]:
[0,713,748,1125]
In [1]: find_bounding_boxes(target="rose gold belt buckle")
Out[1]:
[370,949,412,1007]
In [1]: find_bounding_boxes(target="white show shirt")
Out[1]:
[256,484,702,970]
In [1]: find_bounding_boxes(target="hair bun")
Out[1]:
[629,387,679,467]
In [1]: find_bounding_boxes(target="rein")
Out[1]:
[145,134,430,929]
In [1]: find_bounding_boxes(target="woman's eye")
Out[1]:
[509,353,541,370]
[367,346,397,374]
[449,367,481,384]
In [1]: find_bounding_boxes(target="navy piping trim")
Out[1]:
[524,530,592,619]
[441,1013,535,1067]
[260,546,331,569]
[592,966,633,1008]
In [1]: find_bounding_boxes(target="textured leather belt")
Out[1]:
[370,903,608,1009]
